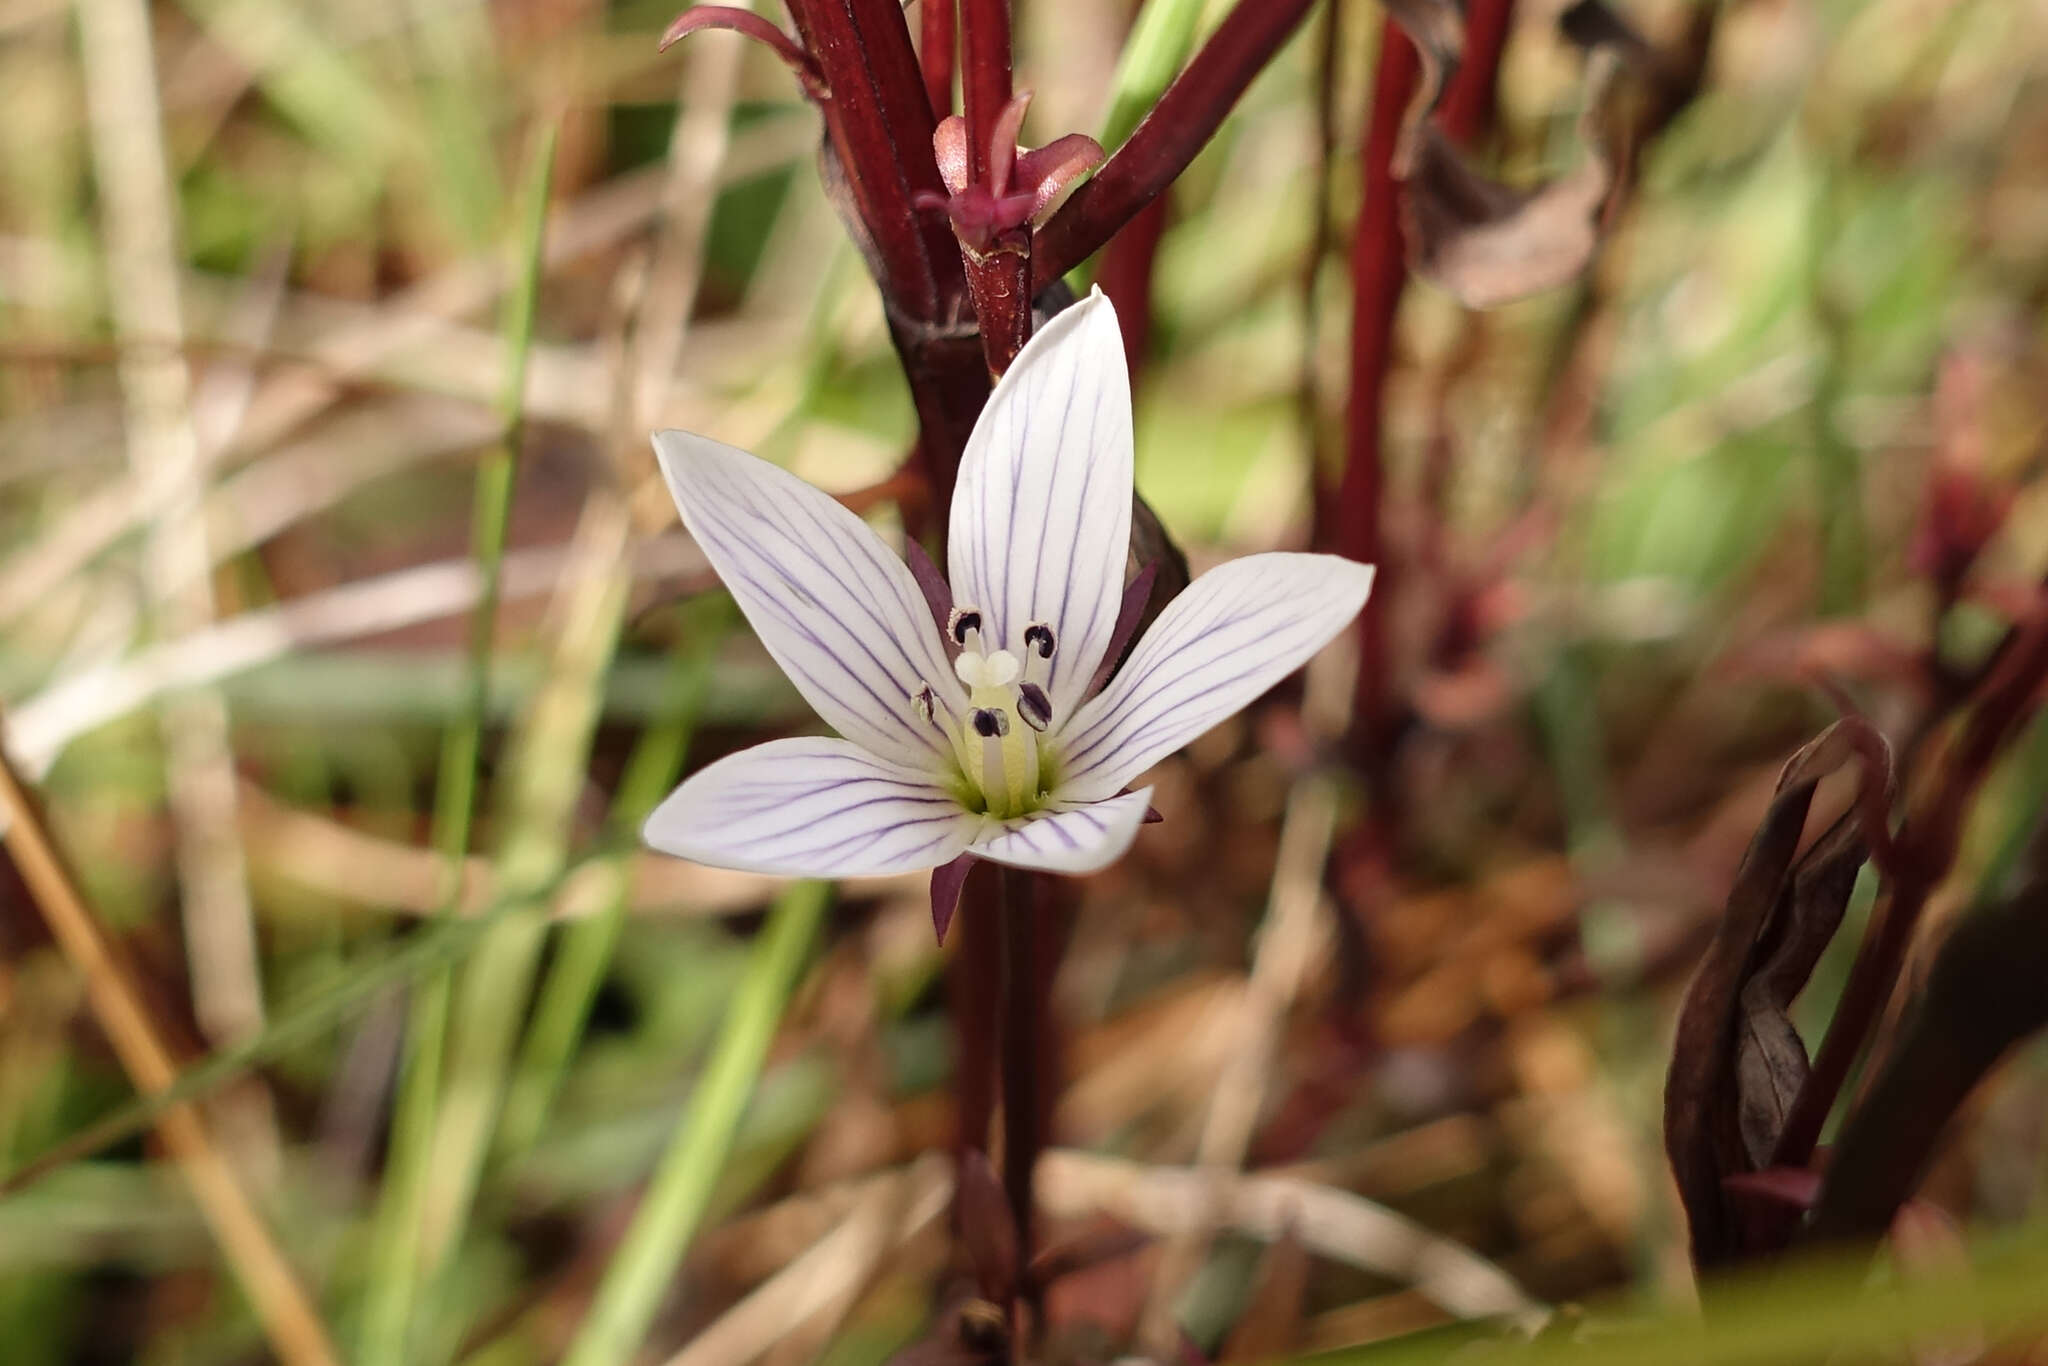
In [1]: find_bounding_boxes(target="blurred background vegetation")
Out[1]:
[4,0,2048,1362]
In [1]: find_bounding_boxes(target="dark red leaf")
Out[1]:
[660,7,828,99]
[1664,718,1892,1267]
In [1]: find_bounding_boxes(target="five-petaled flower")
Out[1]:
[644,290,1375,940]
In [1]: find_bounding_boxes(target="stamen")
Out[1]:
[1017,683,1052,731]
[1019,622,1055,700]
[948,607,983,647]
[979,732,1008,806]
[911,683,939,727]
[971,707,1010,738]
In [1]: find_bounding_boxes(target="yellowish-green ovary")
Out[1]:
[961,681,1044,819]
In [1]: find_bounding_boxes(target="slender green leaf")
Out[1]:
[359,119,557,1366]
[495,599,733,1158]
[560,881,828,1366]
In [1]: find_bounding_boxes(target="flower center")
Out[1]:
[914,607,1059,819]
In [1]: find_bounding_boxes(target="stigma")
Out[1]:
[933,606,1061,818]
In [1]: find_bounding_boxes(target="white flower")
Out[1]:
[644,290,1375,938]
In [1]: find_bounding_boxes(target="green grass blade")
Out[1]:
[1097,0,1211,155]
[561,880,829,1366]
[358,118,558,1366]
[176,0,407,176]
[494,599,732,1159]
[0,903,506,1194]
[1806,165,1867,615]
[1299,1221,2048,1366]
[1066,0,1209,291]
[405,0,506,248]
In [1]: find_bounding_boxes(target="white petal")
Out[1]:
[1053,554,1376,801]
[970,787,1153,875]
[654,430,964,768]
[644,738,978,877]
[948,288,1132,730]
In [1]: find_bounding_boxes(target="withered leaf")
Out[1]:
[1734,808,1869,1169]
[1379,0,1466,176]
[1557,0,1663,76]
[1664,718,1892,1268]
[1402,135,1610,310]
[1401,52,1618,310]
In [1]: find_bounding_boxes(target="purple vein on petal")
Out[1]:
[689,457,952,759]
[1060,608,1320,776]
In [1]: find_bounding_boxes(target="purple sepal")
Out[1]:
[1086,561,1160,696]
[931,852,975,945]
[904,537,954,639]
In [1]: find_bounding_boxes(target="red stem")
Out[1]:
[948,861,1001,1176]
[1335,0,1516,753]
[964,245,1032,376]
[959,0,1013,185]
[786,0,957,320]
[1302,1,1341,551]
[1438,0,1515,141]
[998,866,1040,1313]
[954,0,1029,375]
[1337,20,1419,759]
[921,0,956,118]
[1032,0,1318,286]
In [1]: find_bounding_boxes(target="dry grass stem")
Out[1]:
[74,0,276,1177]
[0,745,341,1366]
[659,1156,951,1366]
[2,532,710,775]
[1139,773,1342,1347]
[0,112,809,455]
[1039,1149,1544,1328]
[418,27,745,1285]
[238,781,925,921]
[0,395,496,634]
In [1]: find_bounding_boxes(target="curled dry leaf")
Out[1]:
[1733,806,1867,1170]
[1373,0,1673,308]
[1401,52,1619,309]
[1380,0,1467,176]
[1557,0,1665,77]
[1663,717,1894,1268]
